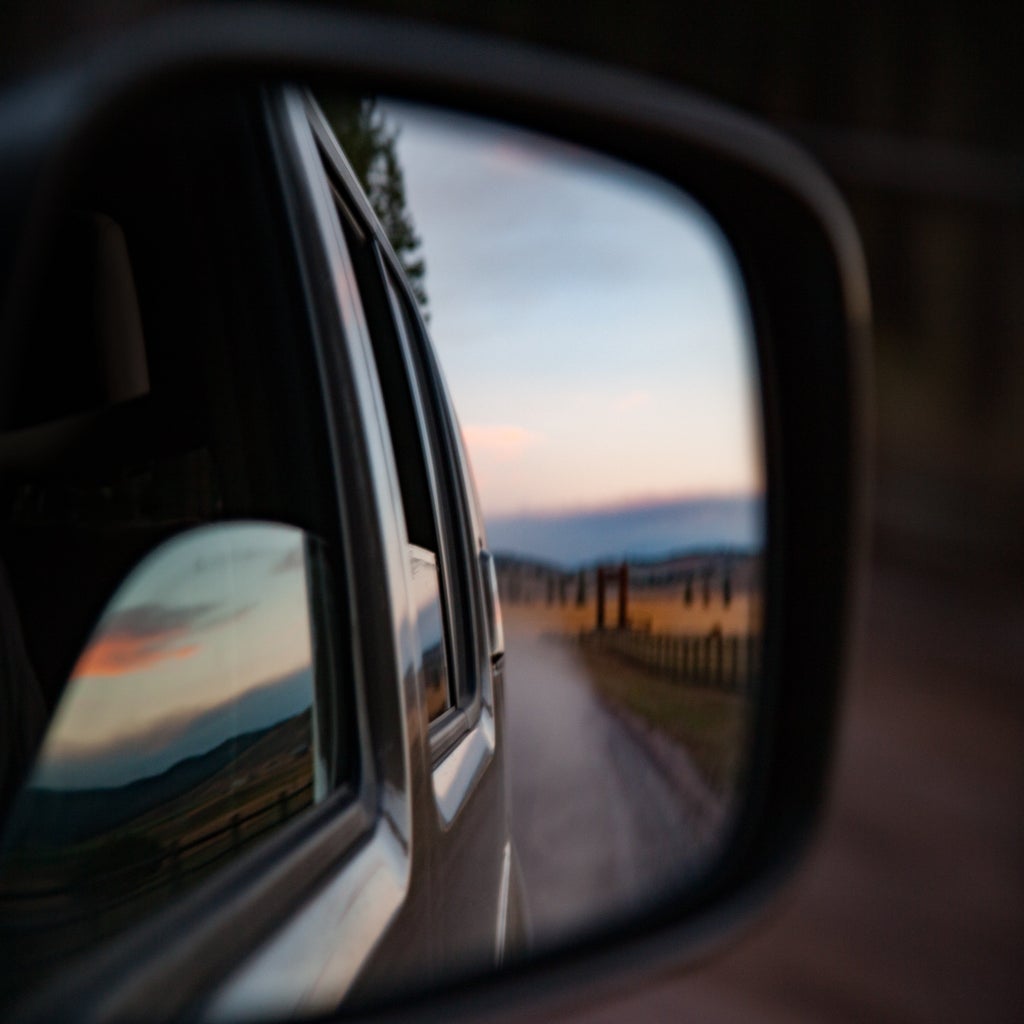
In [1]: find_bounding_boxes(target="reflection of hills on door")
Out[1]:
[35,664,316,791]
[0,710,315,987]
[9,671,315,849]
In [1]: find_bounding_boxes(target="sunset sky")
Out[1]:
[385,102,765,526]
[33,524,314,788]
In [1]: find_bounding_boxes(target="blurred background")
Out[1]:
[3,3,1021,1021]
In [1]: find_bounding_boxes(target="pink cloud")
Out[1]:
[612,390,652,412]
[72,635,200,679]
[462,424,542,463]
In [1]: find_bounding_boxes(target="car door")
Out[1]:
[0,82,437,1018]
[281,89,516,984]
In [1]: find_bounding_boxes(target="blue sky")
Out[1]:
[384,101,766,544]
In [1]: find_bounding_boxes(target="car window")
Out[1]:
[380,264,482,717]
[0,87,357,999]
[317,159,471,730]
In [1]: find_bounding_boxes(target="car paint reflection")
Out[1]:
[0,523,320,990]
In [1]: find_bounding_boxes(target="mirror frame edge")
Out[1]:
[0,8,872,1023]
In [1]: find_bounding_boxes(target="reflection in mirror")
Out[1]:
[0,80,768,1015]
[410,545,451,721]
[0,522,329,994]
[344,99,765,948]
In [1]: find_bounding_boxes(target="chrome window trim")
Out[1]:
[206,824,410,1020]
[431,709,496,828]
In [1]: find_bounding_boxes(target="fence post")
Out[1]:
[596,567,606,630]
[618,563,629,629]
[709,628,723,687]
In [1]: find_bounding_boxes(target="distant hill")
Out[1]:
[487,494,763,569]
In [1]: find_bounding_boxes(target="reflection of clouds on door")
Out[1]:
[37,524,315,787]
[71,602,222,678]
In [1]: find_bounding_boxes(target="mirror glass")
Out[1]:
[0,523,332,995]
[361,99,765,947]
[0,81,765,1014]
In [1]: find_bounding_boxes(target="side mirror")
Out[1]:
[0,10,869,1021]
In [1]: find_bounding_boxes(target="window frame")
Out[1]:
[326,185,457,729]
[306,96,487,762]
[378,258,488,756]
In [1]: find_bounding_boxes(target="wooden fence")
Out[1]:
[0,779,314,919]
[580,627,759,695]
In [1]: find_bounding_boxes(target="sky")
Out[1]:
[32,523,315,789]
[384,101,766,549]
[18,113,770,793]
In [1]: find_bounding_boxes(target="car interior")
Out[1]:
[0,85,340,818]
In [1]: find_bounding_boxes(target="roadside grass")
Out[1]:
[570,640,749,797]
[513,589,761,638]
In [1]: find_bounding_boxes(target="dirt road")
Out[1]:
[502,612,719,949]
[506,563,1024,1023]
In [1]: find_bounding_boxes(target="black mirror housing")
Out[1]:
[0,9,869,1022]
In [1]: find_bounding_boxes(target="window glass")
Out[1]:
[0,87,355,999]
[0,524,328,989]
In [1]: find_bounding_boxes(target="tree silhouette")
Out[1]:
[320,97,428,313]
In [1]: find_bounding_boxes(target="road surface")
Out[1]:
[502,611,719,949]
[500,562,1024,1024]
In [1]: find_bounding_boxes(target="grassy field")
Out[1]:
[504,602,752,797]
[571,639,749,797]
[510,585,761,639]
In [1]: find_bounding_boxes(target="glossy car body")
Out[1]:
[0,80,519,1018]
